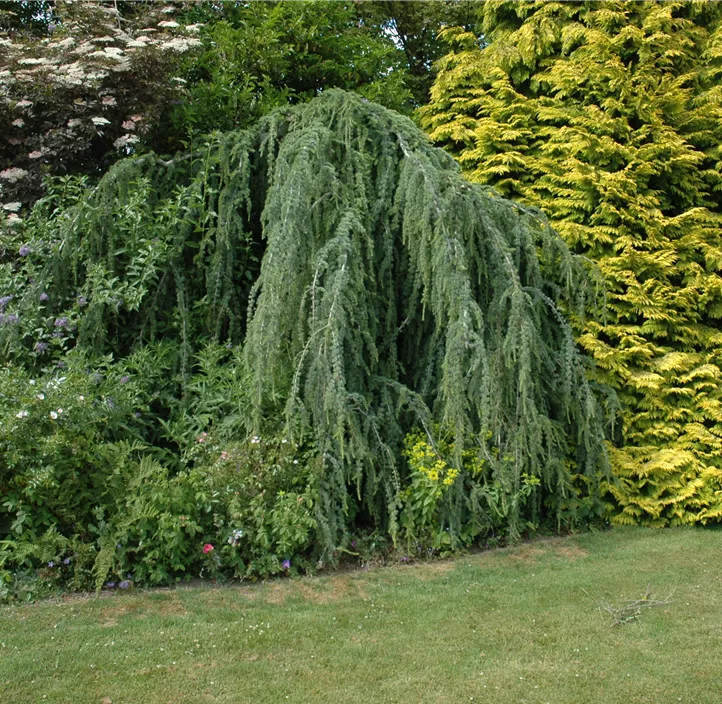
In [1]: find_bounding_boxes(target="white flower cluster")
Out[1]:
[4,7,204,95]
[227,529,244,547]
[161,37,202,53]
[0,168,28,183]
[113,134,140,149]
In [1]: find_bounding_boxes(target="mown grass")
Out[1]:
[1,527,721,704]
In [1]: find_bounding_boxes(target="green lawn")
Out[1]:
[1,527,721,703]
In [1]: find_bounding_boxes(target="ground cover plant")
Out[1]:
[1,527,721,704]
[422,0,722,525]
[0,90,613,597]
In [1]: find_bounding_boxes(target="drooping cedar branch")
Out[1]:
[8,90,611,551]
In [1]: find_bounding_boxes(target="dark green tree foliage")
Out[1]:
[3,92,609,551]
[0,1,53,34]
[354,0,478,107]
[159,0,414,153]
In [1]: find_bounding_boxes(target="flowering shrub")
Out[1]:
[400,431,465,548]
[400,428,543,551]
[0,327,325,601]
[200,434,319,579]
[0,402,324,600]
[0,352,148,540]
[0,1,202,209]
[86,433,320,590]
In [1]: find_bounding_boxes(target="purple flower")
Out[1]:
[120,375,130,384]
[34,341,49,353]
[282,559,291,570]
[77,296,88,307]
[63,557,71,565]
[1,313,19,326]
[39,292,49,302]
[18,244,30,257]
[48,561,55,567]
[400,556,410,563]
[105,581,116,589]
[0,295,12,312]
[54,317,69,328]
[118,580,130,590]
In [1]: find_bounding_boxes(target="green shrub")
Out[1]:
[401,428,542,551]
[0,354,148,539]
[0,418,322,599]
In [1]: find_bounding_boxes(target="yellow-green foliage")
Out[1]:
[422,1,722,525]
[401,429,542,546]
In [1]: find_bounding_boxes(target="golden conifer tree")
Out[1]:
[423,0,722,525]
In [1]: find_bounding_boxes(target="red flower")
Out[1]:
[202,543,214,554]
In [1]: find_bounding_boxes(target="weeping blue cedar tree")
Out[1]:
[3,91,611,555]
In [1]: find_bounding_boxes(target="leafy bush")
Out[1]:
[0,430,322,600]
[95,433,320,588]
[162,0,414,153]
[0,354,148,538]
[401,428,544,551]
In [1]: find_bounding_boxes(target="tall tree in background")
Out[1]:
[423,0,722,525]
[355,0,477,107]
[0,1,53,34]
[158,0,413,153]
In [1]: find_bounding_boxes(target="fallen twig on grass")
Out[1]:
[583,584,674,626]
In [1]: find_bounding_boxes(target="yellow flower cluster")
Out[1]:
[443,468,460,486]
[405,437,461,487]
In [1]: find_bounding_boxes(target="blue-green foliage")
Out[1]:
[0,91,612,599]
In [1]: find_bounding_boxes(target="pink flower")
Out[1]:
[202,543,214,554]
